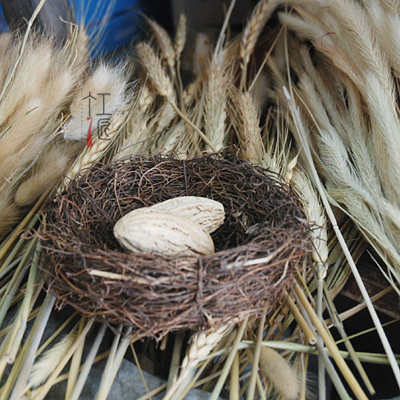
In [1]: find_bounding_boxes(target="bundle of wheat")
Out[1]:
[3,1,400,399]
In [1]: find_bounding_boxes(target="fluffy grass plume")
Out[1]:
[259,346,300,400]
[63,64,127,141]
[0,36,79,184]
[28,333,76,389]
[0,31,84,238]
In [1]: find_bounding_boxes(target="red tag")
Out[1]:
[87,117,93,148]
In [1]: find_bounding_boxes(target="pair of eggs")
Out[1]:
[113,196,225,256]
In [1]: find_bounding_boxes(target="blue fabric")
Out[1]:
[0,0,140,55]
[73,1,140,56]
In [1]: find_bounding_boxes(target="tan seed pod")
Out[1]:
[114,208,214,256]
[150,196,225,233]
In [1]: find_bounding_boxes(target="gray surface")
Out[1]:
[36,312,225,399]
[0,307,224,399]
[47,357,224,400]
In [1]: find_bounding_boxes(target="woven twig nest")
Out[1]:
[39,154,310,337]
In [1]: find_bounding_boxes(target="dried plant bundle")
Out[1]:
[276,0,400,288]
[3,1,399,399]
[0,32,84,239]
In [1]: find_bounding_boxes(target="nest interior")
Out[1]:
[39,154,310,337]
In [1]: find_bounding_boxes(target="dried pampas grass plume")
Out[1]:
[63,64,127,141]
[0,37,79,182]
[14,142,80,207]
[28,333,76,389]
[192,33,212,76]
[72,27,90,69]
[259,346,300,400]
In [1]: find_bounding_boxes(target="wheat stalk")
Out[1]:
[137,42,175,99]
[240,0,279,85]
[164,325,232,400]
[291,167,328,275]
[115,85,155,159]
[203,57,230,152]
[174,14,187,60]
[138,41,217,151]
[146,18,175,72]
[234,91,265,164]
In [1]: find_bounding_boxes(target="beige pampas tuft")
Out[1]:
[0,37,78,184]
[28,333,76,389]
[14,142,80,207]
[63,64,127,141]
[259,346,300,400]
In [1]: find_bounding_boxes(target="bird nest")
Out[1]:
[39,154,310,337]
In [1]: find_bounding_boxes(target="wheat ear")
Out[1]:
[240,0,279,72]
[164,325,232,400]
[203,55,231,152]
[137,42,175,99]
[147,18,175,72]
[138,42,216,151]
[234,91,264,164]
[174,14,187,59]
